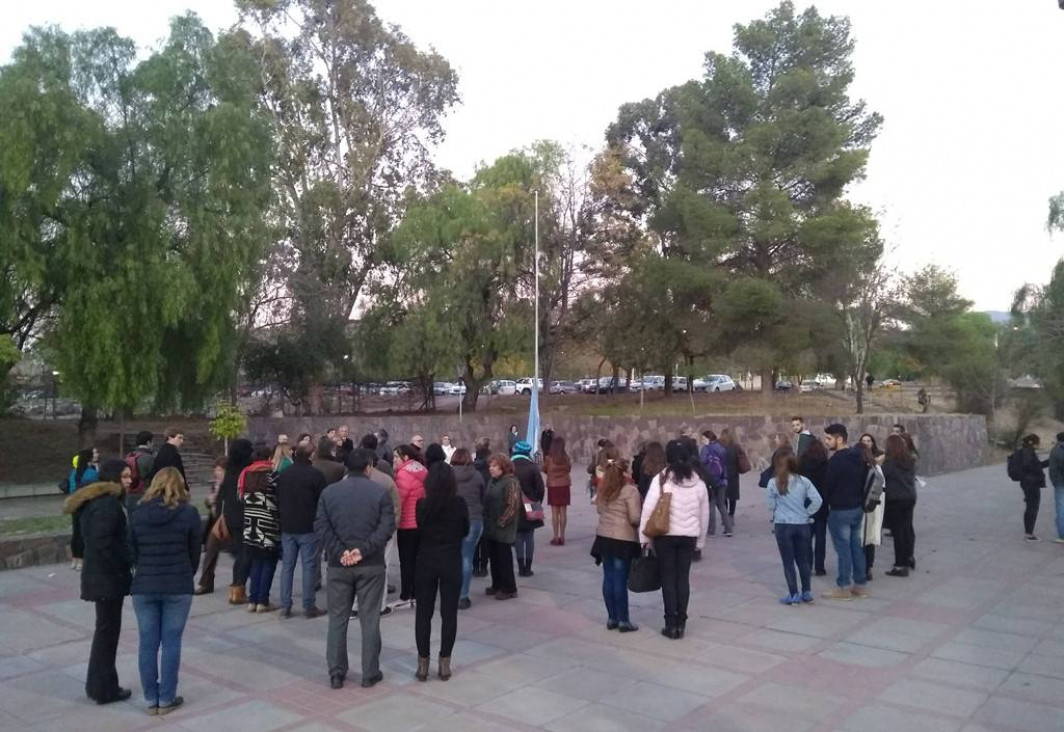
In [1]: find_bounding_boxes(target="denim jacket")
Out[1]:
[765,474,822,524]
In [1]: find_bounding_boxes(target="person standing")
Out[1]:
[272,438,294,473]
[637,442,666,501]
[472,438,493,577]
[336,426,354,465]
[512,441,545,577]
[452,449,485,609]
[394,444,427,603]
[543,437,572,546]
[276,443,327,618]
[791,416,815,458]
[361,434,394,478]
[798,439,831,577]
[241,444,281,612]
[765,452,822,605]
[375,428,393,468]
[858,435,885,580]
[591,457,641,632]
[822,424,870,600]
[129,467,201,716]
[483,454,521,600]
[151,428,186,484]
[125,431,156,514]
[313,443,346,485]
[540,425,554,458]
[316,449,395,689]
[352,444,400,619]
[719,428,746,519]
[414,463,469,682]
[68,447,100,571]
[1017,434,1050,542]
[699,431,731,538]
[1051,432,1064,544]
[639,440,709,640]
[440,435,456,464]
[63,459,133,705]
[506,425,520,456]
[196,439,253,598]
[882,434,918,576]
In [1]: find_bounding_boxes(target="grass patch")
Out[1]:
[0,515,72,537]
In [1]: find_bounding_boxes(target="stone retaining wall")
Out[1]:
[0,533,70,571]
[249,413,988,477]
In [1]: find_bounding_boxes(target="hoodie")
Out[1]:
[823,446,869,511]
[129,497,201,595]
[453,463,486,520]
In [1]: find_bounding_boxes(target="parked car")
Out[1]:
[596,376,629,394]
[380,381,411,396]
[775,380,793,392]
[693,374,737,393]
[516,378,544,396]
[578,378,598,393]
[798,379,822,393]
[448,382,467,395]
[495,379,517,395]
[433,381,453,396]
[549,380,581,395]
[641,375,665,392]
[878,378,902,389]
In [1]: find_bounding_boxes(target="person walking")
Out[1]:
[700,431,732,538]
[394,444,427,603]
[639,440,709,640]
[316,449,395,689]
[151,428,187,484]
[483,454,521,600]
[241,444,281,612]
[882,434,918,576]
[276,443,327,618]
[719,428,747,519]
[512,441,545,577]
[765,452,822,605]
[544,437,572,546]
[129,467,201,716]
[1051,433,1064,544]
[1017,434,1050,541]
[124,431,156,514]
[452,448,485,609]
[68,447,100,571]
[414,463,469,682]
[196,439,253,597]
[798,439,831,577]
[591,456,641,632]
[64,458,133,705]
[507,424,520,456]
[822,424,870,600]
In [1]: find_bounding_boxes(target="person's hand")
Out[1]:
[340,549,363,566]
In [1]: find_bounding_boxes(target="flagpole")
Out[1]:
[526,189,541,453]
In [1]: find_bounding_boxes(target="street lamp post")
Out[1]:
[51,370,60,420]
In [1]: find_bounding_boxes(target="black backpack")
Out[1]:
[1006,449,1023,482]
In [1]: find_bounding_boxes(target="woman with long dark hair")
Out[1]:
[1017,434,1049,541]
[858,435,885,581]
[452,448,485,610]
[591,456,641,631]
[68,447,100,571]
[799,439,831,577]
[883,434,918,576]
[638,442,666,500]
[413,463,469,681]
[544,436,572,545]
[639,440,709,639]
[241,443,281,612]
[196,438,253,601]
[395,444,428,603]
[765,451,822,604]
[63,458,132,704]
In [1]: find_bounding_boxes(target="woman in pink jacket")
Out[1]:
[394,444,427,603]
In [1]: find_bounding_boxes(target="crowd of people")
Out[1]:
[61,418,1064,714]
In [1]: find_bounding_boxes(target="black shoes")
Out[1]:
[618,622,639,633]
[157,696,183,715]
[606,619,619,630]
[304,606,325,619]
[661,626,681,640]
[361,672,384,688]
[814,568,827,577]
[458,598,471,610]
[95,688,132,705]
[885,567,910,577]
[330,675,344,689]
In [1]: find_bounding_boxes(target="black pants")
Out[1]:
[864,545,875,575]
[397,529,420,600]
[86,597,124,702]
[812,510,828,573]
[654,535,696,623]
[474,537,489,571]
[414,551,461,658]
[487,539,516,594]
[1022,485,1041,535]
[727,496,737,516]
[885,499,916,568]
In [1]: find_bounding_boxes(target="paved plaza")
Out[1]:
[2,462,1064,732]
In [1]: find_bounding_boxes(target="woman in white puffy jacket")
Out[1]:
[639,439,710,640]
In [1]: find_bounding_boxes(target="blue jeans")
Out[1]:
[460,520,484,600]
[280,533,318,611]
[774,523,812,595]
[1055,485,1064,540]
[248,556,278,605]
[828,508,867,588]
[601,555,632,624]
[132,594,192,706]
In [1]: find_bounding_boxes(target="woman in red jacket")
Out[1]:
[395,444,428,603]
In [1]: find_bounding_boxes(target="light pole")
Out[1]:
[51,370,59,420]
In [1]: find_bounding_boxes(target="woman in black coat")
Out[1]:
[195,439,254,601]
[62,459,133,705]
[1018,434,1050,541]
[798,440,831,577]
[882,434,918,576]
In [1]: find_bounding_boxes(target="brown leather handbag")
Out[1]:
[643,471,672,538]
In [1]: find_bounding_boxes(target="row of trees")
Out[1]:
[2,0,1060,439]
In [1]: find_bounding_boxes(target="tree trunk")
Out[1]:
[78,405,98,449]
[594,357,606,397]
[761,365,775,403]
[855,379,865,414]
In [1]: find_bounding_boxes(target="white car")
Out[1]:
[379,381,410,396]
[799,379,822,393]
[448,382,467,395]
[433,381,452,396]
[695,374,737,393]
[516,378,544,396]
[495,379,517,396]
[641,375,666,391]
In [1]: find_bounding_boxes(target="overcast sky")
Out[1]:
[4,0,1063,310]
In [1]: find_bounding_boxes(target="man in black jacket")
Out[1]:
[316,449,395,689]
[152,427,186,484]
[822,424,870,601]
[277,444,328,619]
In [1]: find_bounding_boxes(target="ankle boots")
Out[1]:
[517,559,534,577]
[227,585,248,605]
[416,656,429,682]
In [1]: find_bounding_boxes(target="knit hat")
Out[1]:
[512,440,533,458]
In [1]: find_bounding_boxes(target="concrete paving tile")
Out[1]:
[688,705,816,732]
[950,628,1041,654]
[931,641,1029,670]
[421,710,528,732]
[999,671,1064,704]
[878,678,988,717]
[474,653,577,685]
[737,681,846,722]
[840,703,964,732]
[336,694,456,731]
[175,700,302,732]
[599,681,709,722]
[0,608,84,653]
[974,695,1064,732]
[817,641,910,668]
[0,655,46,680]
[843,615,949,653]
[476,687,589,726]
[642,659,750,698]
[534,667,638,702]
[1016,652,1064,680]
[735,628,821,653]
[910,658,1009,692]
[416,669,523,706]
[765,606,868,639]
[544,703,665,732]
[971,613,1054,637]
[1030,638,1064,657]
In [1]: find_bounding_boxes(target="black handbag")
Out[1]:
[627,549,662,593]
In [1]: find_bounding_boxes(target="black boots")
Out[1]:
[661,616,686,640]
[517,559,534,577]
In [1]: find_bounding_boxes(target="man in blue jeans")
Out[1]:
[822,424,870,601]
[276,443,328,618]
[1050,432,1064,543]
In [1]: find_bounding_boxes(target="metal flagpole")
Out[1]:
[526,190,541,452]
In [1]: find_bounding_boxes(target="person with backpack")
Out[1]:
[68,447,100,571]
[125,432,156,514]
[1010,434,1050,541]
[1051,433,1064,544]
[699,431,731,538]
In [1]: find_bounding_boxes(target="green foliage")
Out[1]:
[1013,259,1064,416]
[209,401,247,442]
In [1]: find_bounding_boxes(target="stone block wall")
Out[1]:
[249,412,987,476]
[0,533,70,571]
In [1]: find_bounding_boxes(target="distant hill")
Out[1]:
[983,310,1011,324]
